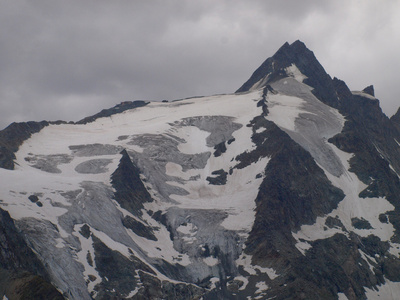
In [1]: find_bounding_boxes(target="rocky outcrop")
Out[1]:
[238,115,349,299]
[236,41,400,299]
[390,107,400,134]
[330,79,400,191]
[0,208,63,299]
[236,40,339,108]
[0,121,49,169]
[362,85,375,96]
[111,149,153,216]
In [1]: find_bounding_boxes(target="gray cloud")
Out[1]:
[1,0,399,129]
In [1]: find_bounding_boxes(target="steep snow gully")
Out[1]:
[1,40,400,299]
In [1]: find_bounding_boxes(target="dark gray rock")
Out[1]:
[390,107,400,134]
[28,195,39,203]
[362,85,375,96]
[351,217,373,230]
[122,215,158,241]
[213,141,227,157]
[236,40,339,108]
[0,208,63,299]
[206,169,228,185]
[91,235,145,299]
[0,121,49,170]
[325,216,347,231]
[111,150,153,216]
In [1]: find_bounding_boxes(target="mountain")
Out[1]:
[1,40,400,299]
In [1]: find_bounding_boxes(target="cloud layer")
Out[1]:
[1,0,399,129]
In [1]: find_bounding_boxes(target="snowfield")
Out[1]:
[0,89,276,299]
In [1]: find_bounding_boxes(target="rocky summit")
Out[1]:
[1,40,400,300]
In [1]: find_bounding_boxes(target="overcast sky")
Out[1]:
[1,0,399,130]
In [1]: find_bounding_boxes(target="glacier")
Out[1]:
[1,40,400,299]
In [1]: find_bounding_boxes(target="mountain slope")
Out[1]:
[1,41,400,299]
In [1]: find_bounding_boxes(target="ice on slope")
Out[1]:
[249,63,306,92]
[293,146,396,250]
[285,64,307,83]
[276,69,400,298]
[0,90,276,298]
[267,76,346,177]
[287,102,397,255]
[72,224,102,296]
[262,67,399,292]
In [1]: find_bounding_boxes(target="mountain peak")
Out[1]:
[236,40,339,107]
[236,40,312,92]
[362,85,375,96]
[275,39,308,57]
[3,41,400,300]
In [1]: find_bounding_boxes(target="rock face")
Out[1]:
[0,208,64,299]
[236,40,339,108]
[0,121,49,169]
[111,149,153,216]
[391,107,400,133]
[1,41,400,299]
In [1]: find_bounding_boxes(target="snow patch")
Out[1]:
[358,250,377,273]
[338,292,349,300]
[176,126,211,155]
[72,224,101,296]
[294,239,313,256]
[389,241,400,257]
[285,64,307,82]
[234,275,249,290]
[209,277,219,290]
[126,286,140,298]
[395,139,400,148]
[293,145,396,252]
[266,93,306,131]
[389,163,400,178]
[351,90,376,100]
[236,254,278,280]
[203,256,218,266]
[364,279,400,299]
[254,281,269,299]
